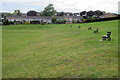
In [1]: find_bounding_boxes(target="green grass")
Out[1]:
[2,20,118,78]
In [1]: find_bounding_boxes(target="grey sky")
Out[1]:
[0,0,119,13]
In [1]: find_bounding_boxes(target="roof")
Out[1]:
[6,16,83,20]
[6,16,52,19]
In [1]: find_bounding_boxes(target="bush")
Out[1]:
[72,19,78,23]
[82,19,87,23]
[85,17,119,23]
[13,21,22,25]
[52,17,57,23]
[30,21,40,24]
[22,22,30,24]
[63,19,67,23]
[9,21,14,25]
[56,19,67,24]
[3,20,10,25]
[77,20,81,23]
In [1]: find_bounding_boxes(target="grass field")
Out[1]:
[2,20,118,78]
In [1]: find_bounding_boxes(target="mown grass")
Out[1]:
[2,20,118,78]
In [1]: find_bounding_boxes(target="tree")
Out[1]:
[52,17,57,23]
[12,10,22,16]
[3,16,10,25]
[102,11,106,14]
[6,13,12,16]
[42,4,56,16]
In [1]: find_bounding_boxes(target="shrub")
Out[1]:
[22,22,30,24]
[9,21,14,25]
[3,19,10,25]
[82,19,87,23]
[52,17,57,23]
[56,19,67,24]
[63,19,67,23]
[30,21,40,24]
[56,19,61,24]
[13,21,22,25]
[77,20,81,23]
[85,17,119,23]
[72,19,78,23]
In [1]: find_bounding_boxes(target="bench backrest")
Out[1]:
[107,32,111,37]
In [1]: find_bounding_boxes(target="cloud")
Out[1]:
[1,0,119,13]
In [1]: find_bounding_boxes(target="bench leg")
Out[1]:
[102,37,107,41]
[108,37,111,41]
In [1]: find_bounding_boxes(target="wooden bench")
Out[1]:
[88,27,92,30]
[94,28,99,33]
[102,31,111,41]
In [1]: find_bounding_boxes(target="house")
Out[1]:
[55,12,73,16]
[3,10,83,23]
[6,16,52,23]
[0,12,10,17]
[6,15,83,24]
[64,12,73,16]
[100,13,117,18]
[27,10,37,16]
[56,16,83,22]
[74,13,80,16]
[0,12,10,22]
[21,13,27,16]
[27,10,40,16]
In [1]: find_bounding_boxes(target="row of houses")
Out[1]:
[0,10,117,24]
[5,16,83,23]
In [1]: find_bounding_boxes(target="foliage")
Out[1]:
[12,10,22,16]
[42,4,56,16]
[30,21,40,24]
[56,19,67,24]
[13,21,22,25]
[22,22,30,24]
[9,21,14,25]
[6,13,12,16]
[85,17,119,23]
[52,17,57,23]
[3,17,10,25]
[82,19,87,22]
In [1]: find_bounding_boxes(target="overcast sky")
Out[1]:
[0,0,119,14]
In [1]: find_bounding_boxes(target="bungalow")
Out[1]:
[6,16,83,23]
[55,12,73,16]
[74,13,80,16]
[6,16,52,23]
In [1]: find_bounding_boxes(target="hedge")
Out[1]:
[30,21,40,24]
[85,17,120,23]
[22,22,30,24]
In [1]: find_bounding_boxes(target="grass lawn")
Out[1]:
[2,20,118,78]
